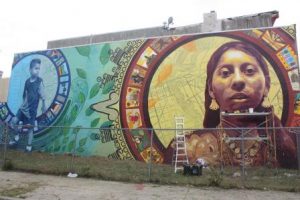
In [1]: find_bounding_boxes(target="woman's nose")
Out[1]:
[231,71,245,91]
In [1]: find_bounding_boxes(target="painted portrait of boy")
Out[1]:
[9,58,46,152]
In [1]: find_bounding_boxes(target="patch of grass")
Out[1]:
[2,159,14,171]
[3,149,300,192]
[0,182,40,198]
[208,168,223,186]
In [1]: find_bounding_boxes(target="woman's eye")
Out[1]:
[244,65,256,75]
[221,69,231,78]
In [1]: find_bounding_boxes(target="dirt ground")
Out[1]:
[0,171,299,200]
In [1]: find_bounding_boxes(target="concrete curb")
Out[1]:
[0,196,21,200]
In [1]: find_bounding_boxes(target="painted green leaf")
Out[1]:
[99,44,111,65]
[78,92,86,103]
[62,114,71,127]
[73,126,82,134]
[90,133,99,141]
[62,137,69,144]
[100,121,113,128]
[47,146,53,153]
[85,107,94,116]
[68,140,76,152]
[91,117,100,128]
[90,133,96,140]
[55,100,71,126]
[76,46,91,57]
[89,83,100,99]
[62,127,69,136]
[59,130,65,136]
[77,147,85,153]
[61,145,66,152]
[76,68,87,79]
[102,80,115,94]
[70,105,78,120]
[54,146,61,152]
[54,140,61,152]
[67,116,76,126]
[79,137,87,147]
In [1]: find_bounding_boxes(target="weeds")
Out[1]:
[208,168,223,186]
[0,182,40,198]
[2,149,300,192]
[2,159,13,171]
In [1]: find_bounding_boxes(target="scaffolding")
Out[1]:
[219,108,277,175]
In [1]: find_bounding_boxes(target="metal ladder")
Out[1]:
[174,117,189,173]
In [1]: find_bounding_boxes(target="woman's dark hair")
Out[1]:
[203,41,270,128]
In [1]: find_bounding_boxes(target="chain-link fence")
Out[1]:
[0,124,300,189]
[0,122,7,168]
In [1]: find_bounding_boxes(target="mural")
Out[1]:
[0,25,299,168]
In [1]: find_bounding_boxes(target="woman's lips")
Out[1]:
[230,93,249,100]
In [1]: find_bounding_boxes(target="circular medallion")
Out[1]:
[120,30,297,163]
[4,49,71,136]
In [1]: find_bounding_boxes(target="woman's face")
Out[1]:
[210,48,267,112]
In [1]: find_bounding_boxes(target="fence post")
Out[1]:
[241,128,245,182]
[148,129,154,182]
[3,123,8,166]
[0,123,3,166]
[296,131,300,171]
[68,127,78,177]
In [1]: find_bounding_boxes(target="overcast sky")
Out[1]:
[0,0,299,77]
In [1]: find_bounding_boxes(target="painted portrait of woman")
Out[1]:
[167,41,297,168]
